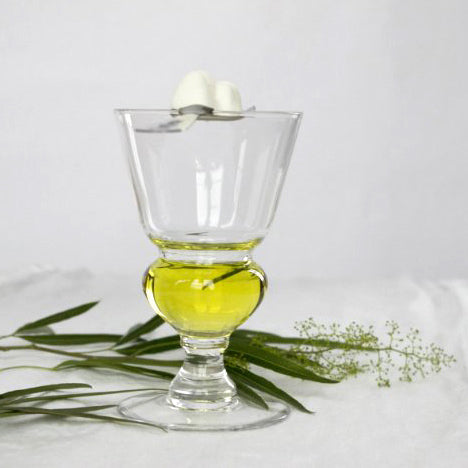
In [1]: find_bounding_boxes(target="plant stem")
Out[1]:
[298,343,436,370]
[0,345,34,351]
[201,268,245,290]
[87,346,115,354]
[0,365,55,373]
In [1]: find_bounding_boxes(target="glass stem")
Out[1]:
[167,336,238,411]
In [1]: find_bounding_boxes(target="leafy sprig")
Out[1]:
[292,318,456,386]
[0,382,166,429]
[0,300,456,429]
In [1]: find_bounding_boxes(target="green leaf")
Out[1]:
[227,365,313,414]
[0,383,92,402]
[8,388,163,405]
[232,379,269,410]
[233,329,306,345]
[14,302,99,335]
[0,412,23,418]
[17,326,55,336]
[116,335,180,356]
[114,315,165,347]
[0,406,164,430]
[228,338,338,383]
[55,359,175,381]
[82,355,182,367]
[233,329,372,350]
[1,404,116,414]
[20,334,121,345]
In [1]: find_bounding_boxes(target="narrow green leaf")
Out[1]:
[232,379,269,410]
[0,412,22,418]
[227,365,313,414]
[228,339,338,383]
[0,405,164,430]
[2,404,115,414]
[116,335,180,356]
[20,334,121,346]
[55,359,175,381]
[233,329,281,338]
[233,329,372,350]
[15,302,99,335]
[83,355,182,367]
[233,329,305,344]
[114,315,165,347]
[0,383,92,402]
[18,326,55,336]
[8,388,163,405]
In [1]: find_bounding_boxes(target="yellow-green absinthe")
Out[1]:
[144,257,266,338]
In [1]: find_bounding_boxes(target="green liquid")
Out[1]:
[144,258,267,337]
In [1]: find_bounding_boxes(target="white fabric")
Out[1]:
[0,267,467,467]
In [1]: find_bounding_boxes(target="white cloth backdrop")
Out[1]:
[1,267,467,467]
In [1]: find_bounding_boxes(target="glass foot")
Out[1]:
[118,392,290,432]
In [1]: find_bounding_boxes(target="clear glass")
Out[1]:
[115,109,302,431]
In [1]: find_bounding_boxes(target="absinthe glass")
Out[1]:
[116,109,302,430]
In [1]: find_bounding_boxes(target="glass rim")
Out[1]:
[114,108,302,119]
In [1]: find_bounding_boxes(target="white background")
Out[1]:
[1,5,467,466]
[1,0,467,281]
